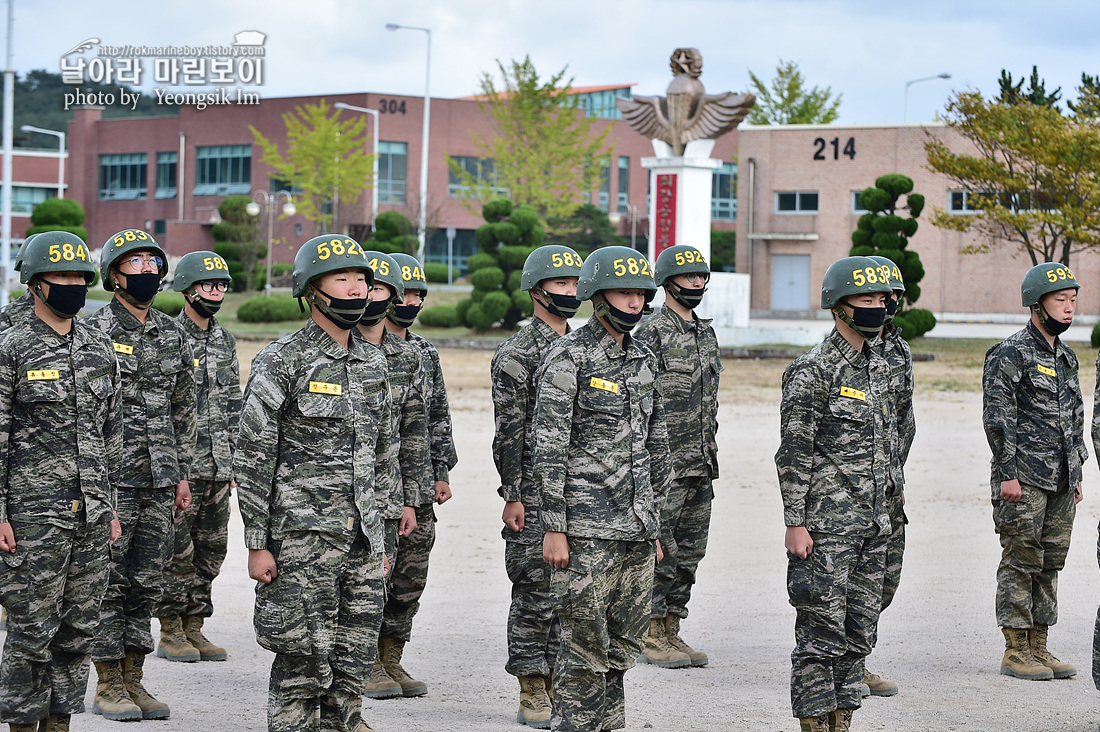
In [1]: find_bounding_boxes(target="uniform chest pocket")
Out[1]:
[159,349,186,376]
[1026,368,1058,395]
[889,364,911,395]
[216,366,237,387]
[17,378,67,405]
[578,382,625,417]
[86,374,112,402]
[295,392,352,420]
[664,355,696,374]
[829,393,869,424]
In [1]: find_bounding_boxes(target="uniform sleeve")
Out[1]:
[0,341,16,524]
[491,349,530,503]
[172,334,197,482]
[104,354,124,512]
[646,373,673,522]
[234,351,287,550]
[983,345,1020,482]
[424,346,458,485]
[1072,354,1088,469]
[775,357,825,527]
[398,354,432,508]
[897,341,916,467]
[532,347,576,534]
[226,333,243,456]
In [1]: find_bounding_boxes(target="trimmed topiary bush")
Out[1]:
[152,292,185,317]
[237,295,308,323]
[423,262,456,283]
[470,266,505,291]
[417,304,458,328]
[893,307,937,340]
[1092,321,1100,348]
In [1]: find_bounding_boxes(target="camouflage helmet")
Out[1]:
[576,245,656,302]
[820,256,894,309]
[14,233,38,273]
[391,253,428,294]
[19,231,95,285]
[173,251,232,292]
[101,228,169,291]
[291,234,372,298]
[654,245,710,287]
[362,250,404,300]
[1021,262,1079,308]
[868,255,905,295]
[520,245,583,291]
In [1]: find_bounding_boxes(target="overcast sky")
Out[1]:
[15,0,1100,124]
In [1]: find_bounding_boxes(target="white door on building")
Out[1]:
[771,254,811,311]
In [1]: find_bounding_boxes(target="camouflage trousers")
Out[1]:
[157,479,230,618]
[651,476,712,619]
[505,539,560,678]
[787,532,886,719]
[1093,522,1100,691]
[993,482,1076,628]
[880,493,907,613]
[256,531,385,732]
[381,504,435,642]
[0,519,110,725]
[551,538,655,732]
[92,486,174,661]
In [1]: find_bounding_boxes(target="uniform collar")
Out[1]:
[1026,318,1060,354]
[660,304,711,332]
[827,326,869,368]
[531,314,568,343]
[109,296,158,333]
[176,308,216,339]
[586,313,632,359]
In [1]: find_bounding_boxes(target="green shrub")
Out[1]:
[423,262,456,283]
[272,263,293,277]
[455,298,473,325]
[465,302,495,330]
[498,245,531,270]
[152,292,185,317]
[471,266,505,291]
[466,252,496,273]
[1092,321,1100,348]
[237,295,308,323]
[417,304,458,328]
[894,307,936,340]
[512,288,534,317]
[481,291,512,322]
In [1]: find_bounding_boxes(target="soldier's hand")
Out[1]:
[1000,479,1023,503]
[175,480,192,511]
[0,523,14,554]
[1076,483,1083,504]
[503,501,525,533]
[229,480,236,494]
[248,549,278,584]
[656,539,664,562]
[383,552,390,577]
[399,506,418,537]
[109,517,122,544]
[543,531,570,569]
[434,481,452,505]
[785,526,813,559]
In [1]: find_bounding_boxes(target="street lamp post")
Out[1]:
[904,73,951,122]
[246,190,296,296]
[386,22,431,263]
[20,124,64,199]
[333,102,380,226]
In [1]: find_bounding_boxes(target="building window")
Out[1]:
[617,156,630,214]
[379,141,407,204]
[194,144,251,196]
[851,190,868,214]
[448,156,498,197]
[269,177,303,195]
[949,190,981,214]
[154,152,177,200]
[712,163,738,220]
[597,161,611,212]
[6,186,54,215]
[775,191,818,214]
[99,153,148,200]
[154,219,167,236]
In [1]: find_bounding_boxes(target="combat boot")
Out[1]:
[516,675,551,729]
[863,668,898,696]
[1000,628,1053,680]
[665,615,708,667]
[38,715,70,732]
[9,724,37,732]
[91,660,142,721]
[182,616,228,661]
[122,651,171,719]
[379,636,427,697]
[156,616,200,662]
[359,723,377,732]
[798,715,829,732]
[638,617,691,668]
[829,708,854,732]
[363,655,402,699]
[1031,624,1076,678]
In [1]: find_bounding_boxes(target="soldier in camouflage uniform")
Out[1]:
[84,229,195,722]
[156,251,241,664]
[860,256,915,698]
[0,236,39,335]
[235,234,391,732]
[378,252,458,699]
[634,244,721,671]
[356,251,432,709]
[493,244,583,728]
[775,256,893,732]
[532,246,672,732]
[0,232,121,732]
[984,261,1086,682]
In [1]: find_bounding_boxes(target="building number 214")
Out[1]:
[813,137,856,161]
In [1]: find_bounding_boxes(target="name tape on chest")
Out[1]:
[26,369,60,381]
[589,377,620,394]
[1036,364,1056,377]
[839,386,866,401]
[194,358,201,368]
[113,342,133,355]
[309,381,343,396]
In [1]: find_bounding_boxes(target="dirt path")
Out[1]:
[74,347,1100,732]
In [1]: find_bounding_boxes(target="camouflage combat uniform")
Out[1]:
[0,315,121,725]
[984,320,1086,630]
[775,328,891,719]
[492,316,566,679]
[532,315,672,732]
[157,310,241,620]
[381,331,457,643]
[236,321,391,732]
[633,304,722,621]
[84,298,196,662]
[0,291,34,332]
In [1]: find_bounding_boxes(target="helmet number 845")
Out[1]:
[48,243,87,263]
[613,258,651,277]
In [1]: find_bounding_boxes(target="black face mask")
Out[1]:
[836,304,887,338]
[117,271,161,305]
[311,287,368,330]
[666,281,706,310]
[1039,306,1071,336]
[188,294,222,319]
[594,294,643,334]
[883,297,898,324]
[387,303,422,329]
[537,288,581,319]
[35,281,86,319]
[359,297,391,327]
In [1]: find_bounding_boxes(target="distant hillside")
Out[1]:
[1,69,178,148]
